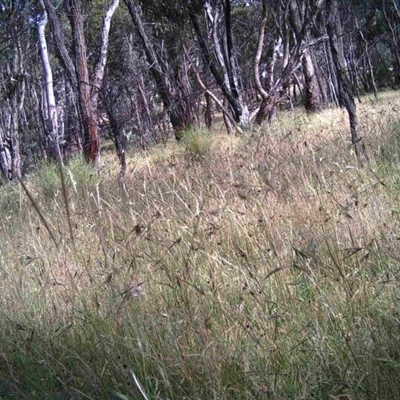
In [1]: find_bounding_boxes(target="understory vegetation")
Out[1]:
[0,92,400,399]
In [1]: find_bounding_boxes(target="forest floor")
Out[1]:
[0,91,400,399]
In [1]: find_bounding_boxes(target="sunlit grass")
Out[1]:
[0,91,400,399]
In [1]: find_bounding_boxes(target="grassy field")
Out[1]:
[1,91,400,399]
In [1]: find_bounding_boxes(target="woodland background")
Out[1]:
[0,0,399,177]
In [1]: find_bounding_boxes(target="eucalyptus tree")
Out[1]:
[289,0,322,112]
[326,0,367,162]
[253,0,325,123]
[123,0,202,140]
[188,0,252,128]
[352,1,378,98]
[37,0,63,162]
[336,0,400,92]
[0,0,33,179]
[100,11,167,179]
[42,0,120,166]
[379,0,400,87]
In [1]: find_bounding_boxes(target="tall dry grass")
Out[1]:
[0,92,400,399]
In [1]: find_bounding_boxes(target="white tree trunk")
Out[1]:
[38,1,61,162]
[91,0,120,109]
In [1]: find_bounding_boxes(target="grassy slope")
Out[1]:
[0,92,400,399]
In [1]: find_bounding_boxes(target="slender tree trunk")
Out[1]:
[42,0,83,154]
[188,7,245,124]
[45,0,119,165]
[38,2,62,163]
[253,0,279,124]
[365,48,378,98]
[348,42,362,102]
[105,103,127,183]
[221,0,249,124]
[124,0,195,139]
[91,0,120,118]
[10,100,22,179]
[326,0,367,162]
[0,88,13,179]
[354,10,378,99]
[7,38,25,179]
[314,54,328,104]
[253,0,268,101]
[289,0,321,112]
[42,0,77,90]
[66,0,100,165]
[324,40,339,105]
[204,92,213,129]
[381,1,400,88]
[0,116,12,180]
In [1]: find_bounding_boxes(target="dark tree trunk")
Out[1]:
[302,50,322,112]
[326,0,367,163]
[289,0,322,113]
[255,95,279,125]
[314,58,329,104]
[324,40,339,105]
[354,8,378,99]
[66,0,100,165]
[6,38,25,180]
[381,0,400,88]
[10,103,22,179]
[124,0,196,140]
[0,120,12,180]
[45,0,118,165]
[106,104,127,183]
[204,92,213,129]
[42,0,78,90]
[188,8,245,124]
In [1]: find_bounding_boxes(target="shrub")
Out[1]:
[34,160,62,201]
[0,182,21,215]
[32,157,99,204]
[181,127,212,158]
[66,156,99,195]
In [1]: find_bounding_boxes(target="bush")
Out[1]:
[0,182,21,215]
[181,127,212,158]
[376,119,400,187]
[66,156,99,195]
[34,160,62,201]
[33,157,99,203]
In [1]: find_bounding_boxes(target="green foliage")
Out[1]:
[33,157,99,202]
[0,182,21,215]
[66,156,99,195]
[181,126,212,157]
[376,118,400,184]
[375,63,395,87]
[34,160,62,201]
